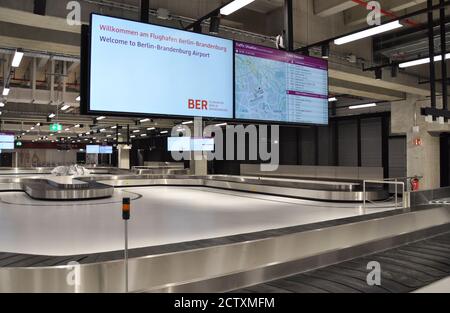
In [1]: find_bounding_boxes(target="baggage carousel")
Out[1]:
[232,231,450,293]
[0,169,448,293]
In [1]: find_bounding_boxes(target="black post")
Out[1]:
[440,134,449,187]
[440,0,448,110]
[122,197,130,292]
[314,127,319,166]
[127,125,130,145]
[333,121,339,166]
[284,0,294,52]
[296,128,301,165]
[140,0,150,23]
[381,116,390,180]
[428,0,437,108]
[33,0,46,15]
[80,25,89,115]
[357,118,362,167]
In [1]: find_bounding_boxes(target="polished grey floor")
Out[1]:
[0,186,397,256]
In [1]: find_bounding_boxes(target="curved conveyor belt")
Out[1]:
[0,175,389,202]
[232,232,450,293]
[21,179,114,200]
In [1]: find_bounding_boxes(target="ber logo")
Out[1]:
[188,99,208,110]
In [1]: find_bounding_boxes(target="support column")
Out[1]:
[391,95,443,190]
[118,146,130,170]
[190,119,208,175]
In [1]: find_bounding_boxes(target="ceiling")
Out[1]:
[246,0,284,14]
[0,0,445,143]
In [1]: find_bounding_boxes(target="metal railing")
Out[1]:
[363,180,407,209]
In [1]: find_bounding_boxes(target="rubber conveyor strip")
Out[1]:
[232,231,450,293]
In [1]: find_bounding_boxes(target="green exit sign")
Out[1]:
[49,124,63,132]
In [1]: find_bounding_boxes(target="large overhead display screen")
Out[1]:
[235,42,329,125]
[89,14,233,119]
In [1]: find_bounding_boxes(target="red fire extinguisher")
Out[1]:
[411,177,420,191]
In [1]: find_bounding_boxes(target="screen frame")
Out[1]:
[84,13,235,122]
[167,137,215,152]
[82,13,330,127]
[233,41,329,126]
[167,136,192,152]
[99,145,113,154]
[86,145,100,154]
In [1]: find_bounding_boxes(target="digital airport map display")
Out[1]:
[235,42,329,125]
[89,14,233,119]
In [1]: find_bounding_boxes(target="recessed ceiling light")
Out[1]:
[334,21,403,45]
[399,53,450,68]
[349,103,377,110]
[11,49,24,68]
[220,0,256,16]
